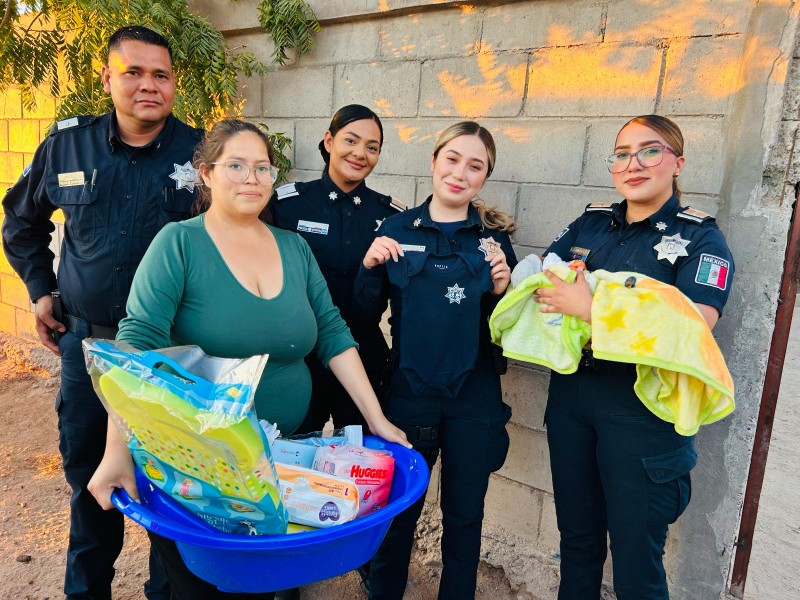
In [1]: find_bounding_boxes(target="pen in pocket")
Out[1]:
[90,168,97,191]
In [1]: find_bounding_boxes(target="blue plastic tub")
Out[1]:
[112,436,429,592]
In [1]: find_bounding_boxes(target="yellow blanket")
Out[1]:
[489,268,734,435]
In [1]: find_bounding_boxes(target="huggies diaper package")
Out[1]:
[312,445,395,518]
[275,463,359,527]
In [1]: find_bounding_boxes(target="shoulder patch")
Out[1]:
[275,182,300,200]
[677,207,715,223]
[56,117,80,131]
[49,115,95,136]
[390,197,407,212]
[585,202,616,213]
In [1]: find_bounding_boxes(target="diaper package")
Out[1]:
[276,463,359,528]
[83,340,287,536]
[271,425,363,468]
[312,445,395,518]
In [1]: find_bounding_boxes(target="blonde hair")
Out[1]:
[618,115,685,201]
[432,121,517,234]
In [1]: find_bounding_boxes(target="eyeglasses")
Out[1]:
[605,146,678,174]
[210,161,279,184]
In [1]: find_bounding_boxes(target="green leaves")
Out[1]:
[0,0,320,171]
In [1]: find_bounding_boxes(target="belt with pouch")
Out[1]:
[578,348,634,374]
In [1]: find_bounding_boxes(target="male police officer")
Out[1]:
[2,26,202,600]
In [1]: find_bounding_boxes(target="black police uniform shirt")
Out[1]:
[2,112,202,328]
[269,169,405,331]
[386,251,492,399]
[546,195,734,315]
[355,196,518,367]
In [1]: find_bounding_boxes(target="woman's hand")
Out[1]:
[368,417,412,449]
[535,269,593,322]
[87,420,138,510]
[489,252,511,295]
[363,236,404,269]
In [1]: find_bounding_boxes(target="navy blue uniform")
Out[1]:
[270,170,405,431]
[544,196,734,599]
[2,112,202,600]
[355,198,517,600]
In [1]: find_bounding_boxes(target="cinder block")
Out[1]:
[481,1,603,52]
[374,119,449,177]
[379,10,479,60]
[478,180,518,221]
[677,118,726,195]
[0,88,22,119]
[516,184,620,248]
[538,493,560,550]
[188,0,259,32]
[414,177,432,207]
[680,193,720,217]
[15,307,36,339]
[524,44,661,117]
[366,173,416,207]
[785,58,800,120]
[334,62,421,119]
[40,119,54,141]
[0,273,32,310]
[502,364,550,431]
[0,239,15,275]
[496,423,552,493]
[262,66,334,118]
[24,90,56,119]
[237,74,262,118]
[583,119,633,187]
[604,0,750,43]
[486,120,586,184]
[0,302,15,335]
[301,22,379,65]
[9,120,41,154]
[0,153,24,186]
[225,32,280,69]
[419,55,528,118]
[256,119,296,167]
[293,118,330,172]
[483,476,541,541]
[0,121,7,152]
[661,37,746,115]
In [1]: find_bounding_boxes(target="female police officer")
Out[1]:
[270,105,405,433]
[536,115,735,599]
[355,121,517,600]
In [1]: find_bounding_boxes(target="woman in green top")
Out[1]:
[88,119,410,600]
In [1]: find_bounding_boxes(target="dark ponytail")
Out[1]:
[319,104,384,165]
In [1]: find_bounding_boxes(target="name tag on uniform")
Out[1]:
[400,244,426,253]
[297,220,329,235]
[58,171,85,187]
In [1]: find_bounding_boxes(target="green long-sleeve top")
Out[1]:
[116,215,357,434]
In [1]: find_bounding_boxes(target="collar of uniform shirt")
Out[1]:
[107,111,175,154]
[409,195,484,232]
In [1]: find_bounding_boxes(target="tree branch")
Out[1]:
[1,1,13,32]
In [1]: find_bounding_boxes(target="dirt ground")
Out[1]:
[0,335,518,600]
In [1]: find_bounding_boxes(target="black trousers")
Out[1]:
[58,330,170,600]
[368,357,511,600]
[546,362,696,600]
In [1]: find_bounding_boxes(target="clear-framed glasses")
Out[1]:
[210,161,279,184]
[605,146,678,174]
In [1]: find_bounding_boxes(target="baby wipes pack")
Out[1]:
[84,340,288,536]
[312,445,395,518]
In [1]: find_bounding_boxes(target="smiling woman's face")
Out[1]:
[430,133,489,211]
[324,118,382,189]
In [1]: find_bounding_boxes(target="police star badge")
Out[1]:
[413,218,422,228]
[478,236,502,258]
[655,221,667,231]
[654,233,690,264]
[353,196,362,206]
[445,283,466,304]
[169,161,200,192]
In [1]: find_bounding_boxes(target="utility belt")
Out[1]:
[52,291,118,340]
[578,348,634,374]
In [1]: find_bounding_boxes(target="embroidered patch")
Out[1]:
[390,197,407,212]
[297,220,329,235]
[478,236,502,258]
[654,233,690,264]
[445,283,466,304]
[569,246,590,261]
[57,171,85,187]
[169,161,199,192]
[22,162,32,178]
[553,227,569,242]
[678,207,713,223]
[695,254,730,290]
[276,182,298,200]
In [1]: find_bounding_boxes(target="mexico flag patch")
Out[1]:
[695,254,730,290]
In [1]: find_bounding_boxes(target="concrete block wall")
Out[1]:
[0,89,61,340]
[188,1,800,597]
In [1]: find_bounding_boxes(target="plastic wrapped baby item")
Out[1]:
[83,339,287,536]
[275,463,359,528]
[312,445,395,518]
